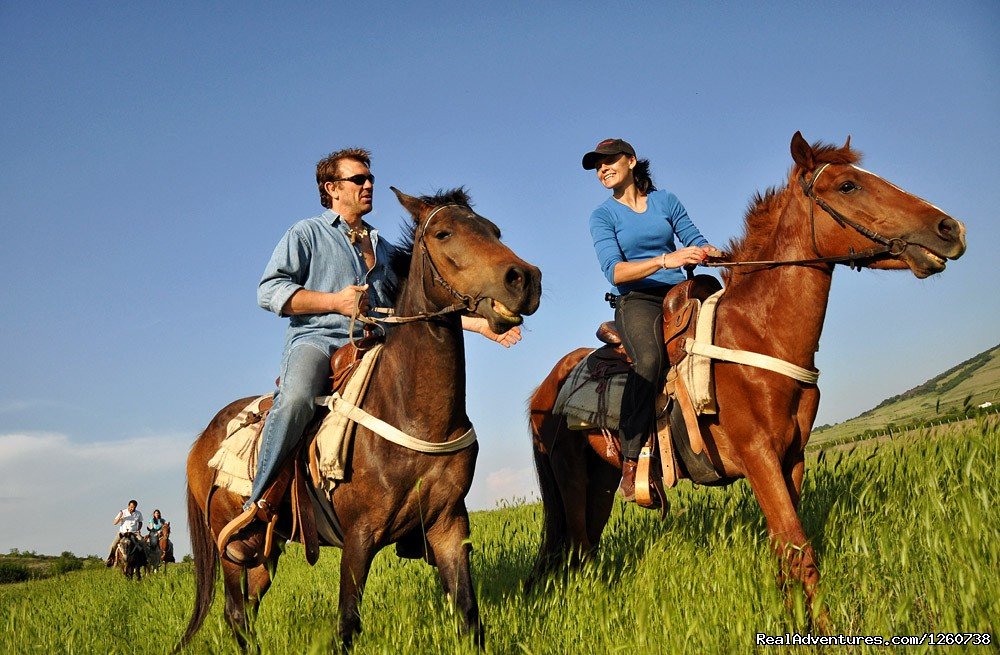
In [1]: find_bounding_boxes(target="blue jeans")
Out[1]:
[244,343,331,510]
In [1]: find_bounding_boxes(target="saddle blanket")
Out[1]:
[553,352,627,431]
[208,344,384,497]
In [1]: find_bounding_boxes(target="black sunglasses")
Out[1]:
[333,173,375,186]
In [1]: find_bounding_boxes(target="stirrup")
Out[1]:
[216,501,278,563]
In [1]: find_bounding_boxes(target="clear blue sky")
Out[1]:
[2,1,997,557]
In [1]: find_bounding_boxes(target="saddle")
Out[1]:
[215,335,383,566]
[579,275,733,509]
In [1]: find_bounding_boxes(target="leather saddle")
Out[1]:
[586,275,731,505]
[218,334,384,566]
[592,274,722,371]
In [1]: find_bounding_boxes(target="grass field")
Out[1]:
[1,420,996,654]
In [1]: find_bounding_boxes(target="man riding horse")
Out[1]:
[218,147,524,564]
[105,499,142,567]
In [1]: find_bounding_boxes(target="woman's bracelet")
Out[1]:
[660,253,668,269]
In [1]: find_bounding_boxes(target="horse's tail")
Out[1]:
[174,479,218,653]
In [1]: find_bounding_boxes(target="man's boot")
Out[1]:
[223,523,268,567]
[619,458,638,501]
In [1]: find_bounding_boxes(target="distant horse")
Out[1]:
[527,133,966,627]
[159,522,175,566]
[144,524,173,572]
[115,533,148,581]
[177,188,541,652]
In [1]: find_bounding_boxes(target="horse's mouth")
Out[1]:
[478,298,524,332]
[902,243,948,278]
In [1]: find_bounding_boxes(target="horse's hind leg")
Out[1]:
[585,445,621,547]
[222,560,255,652]
[426,508,483,646]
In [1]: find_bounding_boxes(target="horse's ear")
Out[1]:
[790,131,815,171]
[843,135,852,151]
[391,186,432,222]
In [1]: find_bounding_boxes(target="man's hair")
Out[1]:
[317,147,372,208]
[129,499,138,507]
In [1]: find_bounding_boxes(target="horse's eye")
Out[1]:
[839,181,859,194]
[435,230,451,240]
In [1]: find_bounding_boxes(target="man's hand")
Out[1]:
[461,315,523,348]
[330,284,369,316]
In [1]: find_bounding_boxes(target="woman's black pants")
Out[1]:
[614,285,671,460]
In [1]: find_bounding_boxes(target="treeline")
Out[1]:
[0,550,100,584]
[812,404,1000,451]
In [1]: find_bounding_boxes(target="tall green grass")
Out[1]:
[1,421,996,654]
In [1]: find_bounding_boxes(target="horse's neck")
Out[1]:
[720,195,834,368]
[372,289,468,439]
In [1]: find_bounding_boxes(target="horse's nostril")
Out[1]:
[938,217,957,240]
[505,266,525,290]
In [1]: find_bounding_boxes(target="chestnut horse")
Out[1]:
[527,133,966,625]
[177,188,541,652]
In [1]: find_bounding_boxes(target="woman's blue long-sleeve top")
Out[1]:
[589,189,708,295]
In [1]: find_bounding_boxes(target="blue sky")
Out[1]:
[1,1,997,557]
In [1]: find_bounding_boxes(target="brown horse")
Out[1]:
[177,188,541,652]
[527,132,966,625]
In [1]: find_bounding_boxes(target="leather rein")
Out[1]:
[702,164,910,271]
[349,204,483,338]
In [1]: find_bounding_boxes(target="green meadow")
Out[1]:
[1,419,996,654]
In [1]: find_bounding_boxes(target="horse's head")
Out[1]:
[391,187,542,333]
[791,132,966,278]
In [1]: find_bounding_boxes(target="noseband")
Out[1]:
[705,164,911,271]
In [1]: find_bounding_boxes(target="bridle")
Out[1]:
[348,204,484,341]
[703,163,910,272]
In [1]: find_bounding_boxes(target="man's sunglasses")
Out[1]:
[333,173,375,186]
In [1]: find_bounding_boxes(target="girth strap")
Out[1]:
[684,339,819,384]
[315,393,477,454]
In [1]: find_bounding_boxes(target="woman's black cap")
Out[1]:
[582,138,637,170]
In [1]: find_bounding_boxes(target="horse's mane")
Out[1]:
[387,188,473,290]
[722,141,862,282]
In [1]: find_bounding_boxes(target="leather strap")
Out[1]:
[316,393,477,454]
[685,340,819,384]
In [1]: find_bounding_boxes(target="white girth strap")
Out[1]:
[685,340,820,384]
[684,289,820,385]
[315,393,478,453]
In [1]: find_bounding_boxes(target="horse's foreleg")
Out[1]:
[221,560,254,652]
[338,531,376,651]
[426,509,483,647]
[743,449,825,630]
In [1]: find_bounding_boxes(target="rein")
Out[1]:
[348,204,482,345]
[702,164,909,271]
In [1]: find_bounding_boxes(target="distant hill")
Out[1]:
[811,343,1000,446]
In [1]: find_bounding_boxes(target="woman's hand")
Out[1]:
[661,246,708,269]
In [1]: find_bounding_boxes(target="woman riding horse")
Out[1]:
[531,132,966,629]
[583,138,720,499]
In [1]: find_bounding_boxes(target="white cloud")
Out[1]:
[467,465,538,510]
[0,431,193,557]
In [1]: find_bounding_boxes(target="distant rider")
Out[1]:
[105,499,143,566]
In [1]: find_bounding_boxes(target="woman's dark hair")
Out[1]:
[633,158,656,194]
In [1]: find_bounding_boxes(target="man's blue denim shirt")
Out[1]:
[258,209,398,356]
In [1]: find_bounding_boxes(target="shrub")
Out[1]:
[52,557,83,575]
[0,562,31,584]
